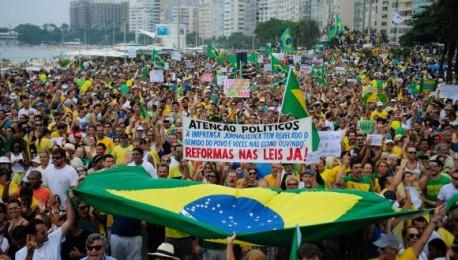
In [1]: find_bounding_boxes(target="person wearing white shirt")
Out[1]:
[127,147,157,178]
[23,152,53,183]
[437,170,458,205]
[15,199,75,260]
[44,148,78,209]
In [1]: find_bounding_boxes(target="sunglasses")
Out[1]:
[287,182,299,186]
[248,172,257,175]
[87,245,103,251]
[207,175,216,178]
[407,233,420,239]
[407,151,416,154]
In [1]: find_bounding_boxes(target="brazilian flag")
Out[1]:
[75,166,419,246]
[281,68,320,151]
[151,49,165,68]
[272,54,288,74]
[207,43,224,63]
[227,54,238,69]
[281,27,293,52]
[336,14,344,35]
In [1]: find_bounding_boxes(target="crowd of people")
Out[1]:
[0,29,457,260]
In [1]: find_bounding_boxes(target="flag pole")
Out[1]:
[277,66,292,123]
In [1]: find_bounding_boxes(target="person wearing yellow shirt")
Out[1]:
[370,102,389,120]
[263,164,282,188]
[34,128,53,154]
[96,125,114,152]
[50,122,68,139]
[342,131,357,152]
[383,140,402,157]
[372,206,446,260]
[111,134,133,165]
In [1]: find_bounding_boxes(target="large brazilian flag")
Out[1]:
[75,166,419,246]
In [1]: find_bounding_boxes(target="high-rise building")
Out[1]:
[258,0,311,23]
[129,0,161,33]
[311,0,331,29]
[364,0,433,43]
[168,6,199,33]
[70,0,91,30]
[70,0,128,31]
[223,0,257,37]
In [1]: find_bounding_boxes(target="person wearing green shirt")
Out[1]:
[422,159,451,207]
[336,155,374,192]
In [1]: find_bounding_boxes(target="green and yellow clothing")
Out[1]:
[35,137,53,153]
[321,165,344,188]
[343,175,374,192]
[97,136,114,151]
[263,174,278,188]
[425,173,451,203]
[370,109,388,120]
[111,144,133,165]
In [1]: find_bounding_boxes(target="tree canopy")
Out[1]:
[401,0,458,83]
[255,19,320,49]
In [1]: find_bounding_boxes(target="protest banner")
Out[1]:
[216,75,228,86]
[305,131,341,163]
[150,70,164,83]
[200,72,213,83]
[358,120,375,134]
[223,79,250,98]
[127,48,137,58]
[293,55,301,64]
[164,62,170,70]
[186,61,194,68]
[300,65,312,75]
[171,52,182,61]
[438,84,458,101]
[316,131,341,157]
[335,67,346,74]
[264,64,272,73]
[183,117,313,163]
[367,134,383,146]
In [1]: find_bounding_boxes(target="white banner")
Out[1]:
[150,70,164,83]
[438,84,458,101]
[367,134,383,146]
[216,75,228,86]
[264,64,272,73]
[171,52,182,61]
[305,131,341,163]
[183,117,313,163]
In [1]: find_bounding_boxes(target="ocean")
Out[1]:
[0,45,84,62]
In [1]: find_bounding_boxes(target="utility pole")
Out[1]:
[367,0,372,39]
[177,0,181,50]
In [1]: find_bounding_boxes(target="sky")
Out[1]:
[0,0,199,28]
[0,0,72,28]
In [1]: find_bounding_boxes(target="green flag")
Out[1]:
[228,54,238,68]
[327,27,337,40]
[151,49,165,68]
[336,14,344,34]
[272,55,288,74]
[207,43,224,63]
[75,166,420,246]
[281,68,320,151]
[265,43,272,56]
[281,27,293,52]
[141,67,149,81]
[289,225,302,260]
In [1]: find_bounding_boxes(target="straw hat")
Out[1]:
[148,243,180,260]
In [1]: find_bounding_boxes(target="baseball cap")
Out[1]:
[373,233,400,249]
